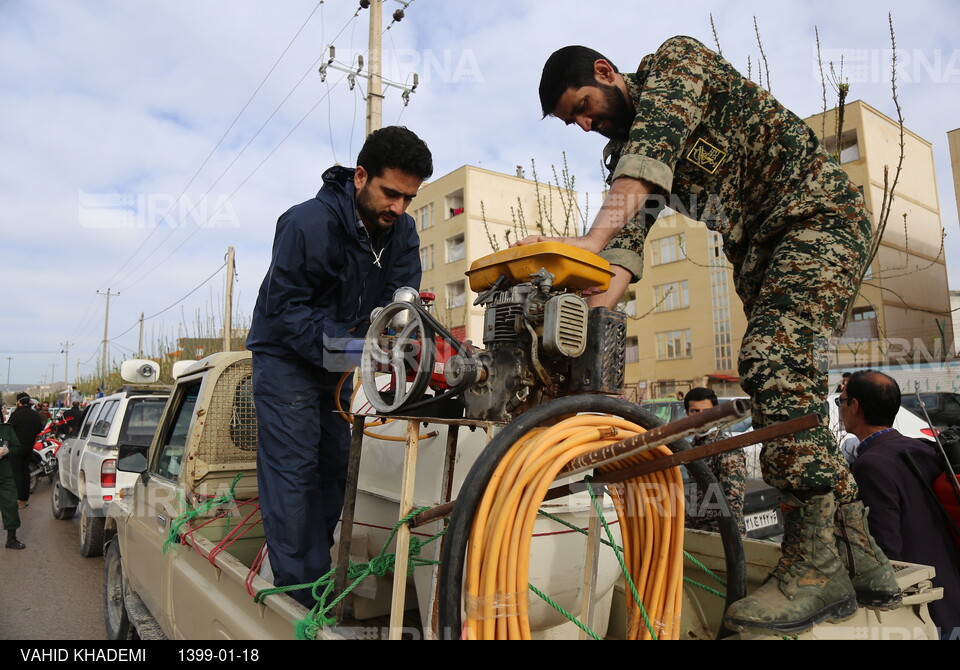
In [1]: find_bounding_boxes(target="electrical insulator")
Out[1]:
[393,9,405,21]
[359,0,370,8]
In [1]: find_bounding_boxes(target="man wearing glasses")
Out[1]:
[840,370,960,636]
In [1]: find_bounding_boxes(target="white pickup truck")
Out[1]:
[51,383,169,557]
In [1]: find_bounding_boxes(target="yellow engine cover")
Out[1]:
[466,242,613,293]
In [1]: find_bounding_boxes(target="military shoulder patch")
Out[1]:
[686,138,727,174]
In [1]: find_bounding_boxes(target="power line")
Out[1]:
[121,71,351,293]
[109,262,228,341]
[110,21,362,294]
[97,1,328,293]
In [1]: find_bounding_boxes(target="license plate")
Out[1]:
[745,509,779,531]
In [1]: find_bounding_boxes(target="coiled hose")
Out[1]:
[438,395,745,640]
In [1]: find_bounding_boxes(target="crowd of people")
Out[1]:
[1,391,86,551]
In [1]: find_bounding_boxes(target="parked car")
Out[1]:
[900,391,960,431]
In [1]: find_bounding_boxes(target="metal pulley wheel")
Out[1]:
[360,302,436,413]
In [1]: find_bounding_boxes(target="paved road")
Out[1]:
[0,477,105,641]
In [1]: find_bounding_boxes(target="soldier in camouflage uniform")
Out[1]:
[683,388,746,535]
[524,36,900,634]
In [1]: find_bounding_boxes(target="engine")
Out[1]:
[360,242,626,422]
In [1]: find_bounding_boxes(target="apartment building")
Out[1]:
[412,164,582,341]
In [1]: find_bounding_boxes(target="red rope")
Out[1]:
[245,542,269,597]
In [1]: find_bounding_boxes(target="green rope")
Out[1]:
[253,506,443,639]
[682,550,727,588]
[583,476,658,640]
[536,509,620,551]
[163,472,244,553]
[528,584,602,641]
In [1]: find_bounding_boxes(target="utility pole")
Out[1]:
[5,357,11,388]
[366,0,383,135]
[318,2,417,136]
[138,312,145,358]
[223,246,235,353]
[61,341,72,386]
[98,289,117,391]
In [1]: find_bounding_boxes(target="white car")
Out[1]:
[52,386,169,556]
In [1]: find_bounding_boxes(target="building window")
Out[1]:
[650,235,685,266]
[446,234,465,263]
[619,290,637,317]
[844,306,879,339]
[709,232,733,371]
[626,336,639,364]
[419,245,435,271]
[656,329,692,360]
[653,280,689,312]
[417,203,434,231]
[446,281,466,309]
[445,189,464,220]
[824,129,860,164]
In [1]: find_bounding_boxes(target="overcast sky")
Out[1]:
[1,0,958,387]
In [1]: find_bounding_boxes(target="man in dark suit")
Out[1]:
[842,370,960,637]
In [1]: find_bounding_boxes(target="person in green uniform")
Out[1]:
[522,36,899,634]
[0,421,25,549]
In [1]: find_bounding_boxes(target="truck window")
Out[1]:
[77,403,102,438]
[118,398,167,447]
[91,399,121,437]
[78,403,102,439]
[155,381,201,480]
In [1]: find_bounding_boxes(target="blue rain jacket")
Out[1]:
[246,165,421,368]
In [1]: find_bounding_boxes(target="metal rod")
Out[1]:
[542,413,822,502]
[333,414,366,623]
[558,399,751,476]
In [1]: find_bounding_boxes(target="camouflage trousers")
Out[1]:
[686,431,747,535]
[738,212,871,504]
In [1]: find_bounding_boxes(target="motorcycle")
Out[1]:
[28,424,62,493]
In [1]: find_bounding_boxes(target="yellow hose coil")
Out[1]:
[463,414,685,640]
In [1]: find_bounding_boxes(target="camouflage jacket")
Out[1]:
[686,427,747,535]
[602,36,868,309]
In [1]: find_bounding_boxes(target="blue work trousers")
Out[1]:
[252,353,352,608]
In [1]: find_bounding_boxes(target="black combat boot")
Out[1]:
[6,529,25,550]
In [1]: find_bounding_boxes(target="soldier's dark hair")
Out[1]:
[683,387,718,413]
[845,370,901,427]
[356,126,433,181]
[539,45,619,118]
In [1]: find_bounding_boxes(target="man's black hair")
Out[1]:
[846,369,901,427]
[356,125,433,181]
[683,387,718,413]
[539,45,619,118]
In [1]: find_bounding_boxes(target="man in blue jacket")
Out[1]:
[247,126,433,606]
